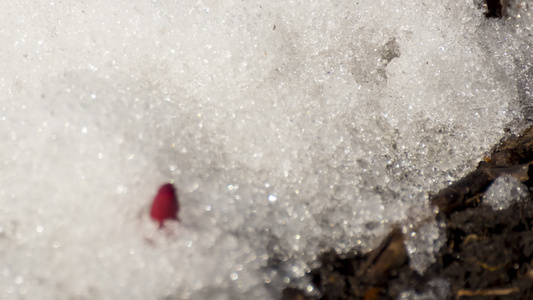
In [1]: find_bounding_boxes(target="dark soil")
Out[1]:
[282,127,533,300]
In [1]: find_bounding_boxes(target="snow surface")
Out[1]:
[484,174,530,210]
[1,0,533,299]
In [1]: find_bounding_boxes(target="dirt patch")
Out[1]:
[282,128,533,299]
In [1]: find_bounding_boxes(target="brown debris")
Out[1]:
[485,0,509,18]
[430,168,493,215]
[294,227,409,300]
[456,287,519,297]
[283,127,533,299]
[430,161,533,216]
[358,228,407,285]
[431,127,533,216]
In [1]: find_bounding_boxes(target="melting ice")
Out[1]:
[1,0,533,299]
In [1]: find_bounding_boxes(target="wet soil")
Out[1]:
[282,127,533,300]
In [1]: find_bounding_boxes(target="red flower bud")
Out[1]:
[150,183,179,226]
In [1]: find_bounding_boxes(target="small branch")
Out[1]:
[456,287,519,297]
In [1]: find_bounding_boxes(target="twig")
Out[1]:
[456,287,519,297]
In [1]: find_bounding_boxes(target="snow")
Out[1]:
[1,0,533,298]
[484,174,530,211]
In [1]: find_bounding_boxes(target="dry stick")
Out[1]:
[456,287,519,297]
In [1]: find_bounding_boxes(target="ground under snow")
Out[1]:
[1,0,533,299]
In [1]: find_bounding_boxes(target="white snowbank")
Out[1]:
[1,0,532,298]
